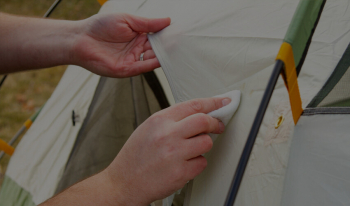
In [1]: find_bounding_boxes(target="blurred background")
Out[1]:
[0,0,101,188]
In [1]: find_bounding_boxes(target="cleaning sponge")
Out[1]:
[208,90,241,141]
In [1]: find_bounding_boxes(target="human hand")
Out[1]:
[73,13,171,77]
[103,97,231,205]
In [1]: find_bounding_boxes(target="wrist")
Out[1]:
[30,19,83,67]
[67,19,88,67]
[102,166,152,206]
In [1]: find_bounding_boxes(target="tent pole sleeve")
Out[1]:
[0,127,25,160]
[283,0,326,72]
[224,60,284,206]
[277,42,303,124]
[0,139,15,156]
[97,0,108,6]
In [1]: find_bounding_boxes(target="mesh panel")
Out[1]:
[55,76,161,194]
[307,43,350,107]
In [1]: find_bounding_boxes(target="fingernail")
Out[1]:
[222,98,231,106]
[219,122,225,133]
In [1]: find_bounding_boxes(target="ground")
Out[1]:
[0,0,100,188]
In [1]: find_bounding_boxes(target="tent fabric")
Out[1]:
[0,1,175,205]
[0,176,35,206]
[55,75,162,194]
[308,43,350,107]
[282,114,350,206]
[144,0,349,205]
[134,0,347,205]
[1,66,101,205]
[130,75,158,125]
[2,0,350,205]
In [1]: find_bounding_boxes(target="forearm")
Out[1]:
[0,13,83,74]
[39,170,145,206]
[38,96,229,206]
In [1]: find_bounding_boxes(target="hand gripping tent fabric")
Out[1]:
[2,0,350,206]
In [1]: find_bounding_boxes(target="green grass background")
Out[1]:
[0,0,101,188]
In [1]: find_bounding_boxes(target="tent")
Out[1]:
[2,0,350,205]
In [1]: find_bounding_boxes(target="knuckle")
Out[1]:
[151,131,167,147]
[158,140,178,160]
[121,13,130,21]
[197,114,211,130]
[153,134,166,150]
[214,98,222,110]
[147,114,164,126]
[153,131,165,143]
[189,99,203,112]
[202,135,213,151]
[159,147,170,161]
[164,144,176,158]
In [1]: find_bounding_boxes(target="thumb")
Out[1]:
[124,14,171,33]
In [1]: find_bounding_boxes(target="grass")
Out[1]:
[0,0,100,188]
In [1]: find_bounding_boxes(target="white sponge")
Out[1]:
[161,90,241,206]
[208,90,241,141]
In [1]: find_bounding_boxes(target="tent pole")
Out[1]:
[224,60,284,206]
[0,127,25,161]
[0,0,61,155]
[0,106,43,160]
[44,0,62,18]
[0,75,7,89]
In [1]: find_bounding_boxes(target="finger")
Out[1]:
[143,41,152,51]
[142,50,156,61]
[184,156,207,180]
[122,58,160,77]
[183,134,213,159]
[176,113,224,139]
[124,14,171,33]
[159,97,231,121]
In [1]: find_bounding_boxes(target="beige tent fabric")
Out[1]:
[5,66,101,204]
[5,0,350,205]
[283,114,350,206]
[102,0,350,205]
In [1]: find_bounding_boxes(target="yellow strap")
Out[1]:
[24,119,33,129]
[0,139,14,156]
[276,42,303,125]
[97,0,107,5]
